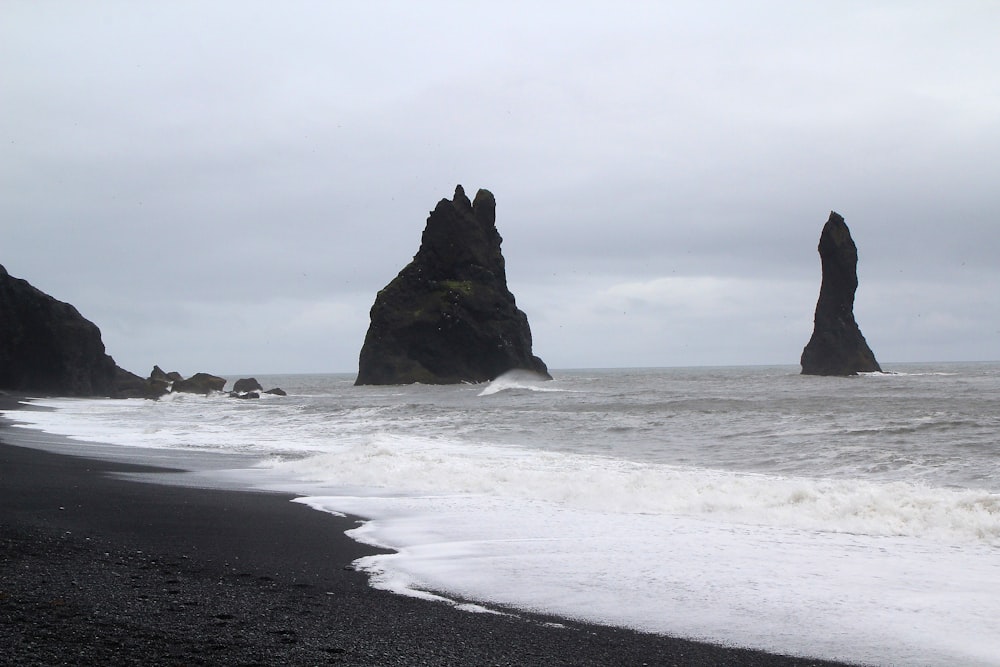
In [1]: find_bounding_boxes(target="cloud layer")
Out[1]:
[4,2,998,374]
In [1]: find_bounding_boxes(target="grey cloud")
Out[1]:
[3,2,998,373]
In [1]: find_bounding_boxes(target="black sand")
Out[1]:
[1,399,855,666]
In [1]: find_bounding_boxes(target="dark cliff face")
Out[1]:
[801,212,882,376]
[356,185,549,385]
[0,264,143,396]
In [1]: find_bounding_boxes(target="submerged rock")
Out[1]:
[801,212,882,376]
[230,391,260,399]
[0,263,145,396]
[356,185,549,385]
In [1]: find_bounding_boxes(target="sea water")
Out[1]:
[4,363,1000,665]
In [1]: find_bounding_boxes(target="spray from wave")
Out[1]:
[478,369,565,396]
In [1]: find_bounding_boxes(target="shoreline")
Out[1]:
[1,397,855,666]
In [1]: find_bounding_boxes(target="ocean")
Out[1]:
[4,363,999,666]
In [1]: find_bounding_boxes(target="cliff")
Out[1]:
[356,185,549,385]
[0,264,145,396]
[801,212,882,376]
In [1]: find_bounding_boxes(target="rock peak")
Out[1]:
[472,188,496,226]
[356,186,549,385]
[801,211,881,375]
[452,184,472,212]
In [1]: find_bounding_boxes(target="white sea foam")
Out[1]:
[294,492,1000,667]
[270,434,1000,544]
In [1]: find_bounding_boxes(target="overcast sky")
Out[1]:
[3,2,998,376]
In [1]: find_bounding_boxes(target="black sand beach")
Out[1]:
[1,398,854,666]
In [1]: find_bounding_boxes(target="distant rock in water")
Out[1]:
[233,377,263,393]
[356,185,550,385]
[0,263,145,396]
[142,369,284,399]
[149,365,182,384]
[229,376,286,399]
[172,372,227,395]
[801,212,882,376]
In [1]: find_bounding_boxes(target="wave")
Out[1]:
[12,395,997,545]
[864,371,960,377]
[477,369,566,396]
[265,434,1000,545]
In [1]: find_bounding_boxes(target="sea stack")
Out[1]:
[0,264,146,396]
[801,212,882,376]
[356,185,550,385]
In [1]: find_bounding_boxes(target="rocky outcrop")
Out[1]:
[230,377,286,398]
[149,366,183,384]
[0,264,286,400]
[233,378,263,393]
[171,372,227,395]
[229,377,263,399]
[0,264,145,396]
[801,212,882,376]
[142,369,284,399]
[356,185,549,385]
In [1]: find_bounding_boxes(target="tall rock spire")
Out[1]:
[801,212,882,375]
[356,185,549,385]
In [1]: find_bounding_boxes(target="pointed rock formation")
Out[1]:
[801,212,882,376]
[356,185,549,385]
[0,264,146,396]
